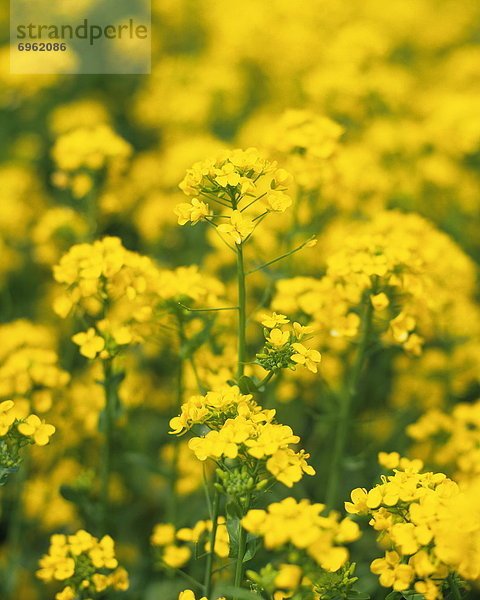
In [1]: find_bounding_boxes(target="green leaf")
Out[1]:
[226,500,243,520]
[238,375,259,394]
[385,593,402,600]
[243,535,260,563]
[226,517,240,558]
[401,592,425,600]
[59,484,86,506]
[347,591,370,600]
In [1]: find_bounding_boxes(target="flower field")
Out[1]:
[2,1,480,599]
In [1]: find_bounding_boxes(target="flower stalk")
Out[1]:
[204,486,221,598]
[100,357,119,533]
[236,243,247,381]
[326,295,373,508]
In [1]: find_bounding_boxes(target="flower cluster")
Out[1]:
[257,312,321,374]
[151,518,230,569]
[170,385,314,488]
[32,206,88,266]
[37,529,129,599]
[0,399,55,484]
[176,147,292,244]
[345,453,477,599]
[157,265,225,310]
[54,236,163,358]
[242,497,360,599]
[51,124,132,198]
[54,239,225,360]
[273,211,477,357]
[263,109,344,191]
[407,399,480,483]
[0,320,69,413]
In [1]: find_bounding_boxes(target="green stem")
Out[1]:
[204,487,221,598]
[233,521,248,598]
[448,574,463,600]
[178,303,239,312]
[233,492,252,600]
[167,318,185,524]
[246,236,314,275]
[5,448,30,597]
[236,244,247,380]
[84,184,98,241]
[100,358,117,533]
[259,370,275,389]
[172,567,205,592]
[325,296,373,509]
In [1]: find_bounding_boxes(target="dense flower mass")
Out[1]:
[37,529,128,599]
[51,125,132,198]
[243,497,360,599]
[243,497,359,570]
[170,385,314,488]
[407,400,480,482]
[176,148,292,244]
[54,238,225,359]
[272,210,478,356]
[346,454,479,599]
[263,109,344,191]
[2,0,480,599]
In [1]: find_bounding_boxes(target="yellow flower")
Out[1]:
[55,587,75,600]
[18,414,55,446]
[390,312,416,343]
[371,292,389,311]
[162,544,191,568]
[89,535,118,569]
[266,448,315,487]
[403,333,424,356]
[265,190,292,213]
[72,328,105,359]
[345,488,369,515]
[290,343,321,373]
[267,328,290,347]
[174,198,210,226]
[0,400,15,436]
[151,524,176,546]
[215,162,241,187]
[378,451,400,469]
[261,312,290,328]
[92,573,109,592]
[275,564,302,589]
[217,210,255,245]
[109,567,129,591]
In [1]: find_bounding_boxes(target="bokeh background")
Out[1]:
[1,0,480,599]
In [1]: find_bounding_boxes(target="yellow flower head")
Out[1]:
[71,328,105,360]
[18,414,55,446]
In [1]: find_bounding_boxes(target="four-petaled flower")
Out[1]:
[291,343,321,373]
[18,414,56,446]
[72,328,105,359]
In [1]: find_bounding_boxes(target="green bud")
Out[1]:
[255,478,269,491]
